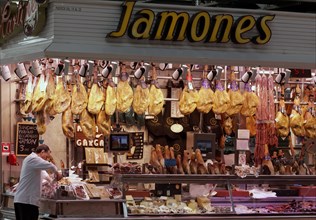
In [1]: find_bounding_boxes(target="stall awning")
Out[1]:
[0,0,315,69]
[0,38,53,65]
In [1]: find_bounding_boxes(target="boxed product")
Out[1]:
[85,148,96,164]
[238,129,250,139]
[87,168,100,182]
[94,148,106,164]
[72,183,89,200]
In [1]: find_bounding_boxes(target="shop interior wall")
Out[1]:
[0,69,67,187]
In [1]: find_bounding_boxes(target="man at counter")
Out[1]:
[14,144,63,220]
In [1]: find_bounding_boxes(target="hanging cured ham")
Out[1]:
[303,99,316,139]
[44,71,57,116]
[148,64,164,115]
[246,115,256,137]
[80,108,96,140]
[20,76,36,115]
[241,83,259,117]
[212,81,230,115]
[133,80,150,115]
[32,73,48,113]
[53,78,71,114]
[179,67,199,115]
[96,109,111,136]
[275,85,289,137]
[71,75,88,115]
[196,65,213,114]
[197,79,213,114]
[62,106,75,139]
[275,99,290,137]
[105,80,117,116]
[290,85,305,137]
[87,82,105,115]
[226,71,244,116]
[117,64,133,113]
[36,110,47,135]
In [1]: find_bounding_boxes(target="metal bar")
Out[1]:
[274,101,316,105]
[120,174,316,185]
[227,181,235,214]
[164,98,179,101]
[0,80,3,202]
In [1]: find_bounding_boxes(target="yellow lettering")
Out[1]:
[208,14,233,43]
[188,11,210,42]
[153,11,189,40]
[232,15,256,44]
[107,1,135,38]
[253,15,275,44]
[107,2,275,45]
[129,9,154,39]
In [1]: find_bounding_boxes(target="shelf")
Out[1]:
[85,163,112,167]
[120,174,316,185]
[40,198,125,203]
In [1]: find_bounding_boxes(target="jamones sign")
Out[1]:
[107,0,275,45]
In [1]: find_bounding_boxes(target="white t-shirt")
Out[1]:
[14,152,58,207]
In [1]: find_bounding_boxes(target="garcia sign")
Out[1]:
[0,0,48,45]
[107,0,275,45]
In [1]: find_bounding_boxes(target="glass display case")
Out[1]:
[119,174,316,219]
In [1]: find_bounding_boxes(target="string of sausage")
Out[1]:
[254,74,264,163]
[255,123,267,164]
[267,75,278,147]
[255,74,262,120]
[268,75,275,121]
[261,75,268,120]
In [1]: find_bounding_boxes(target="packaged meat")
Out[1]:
[72,183,89,200]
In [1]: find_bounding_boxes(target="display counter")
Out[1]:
[1,174,316,219]
[40,198,123,218]
[0,194,124,219]
[120,174,316,219]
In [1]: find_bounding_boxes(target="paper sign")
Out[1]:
[236,139,249,150]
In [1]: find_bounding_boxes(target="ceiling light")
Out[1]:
[15,63,28,79]
[1,65,11,81]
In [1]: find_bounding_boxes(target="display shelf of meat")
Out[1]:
[119,174,316,219]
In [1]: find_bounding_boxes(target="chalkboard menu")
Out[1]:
[16,122,39,156]
[126,132,144,160]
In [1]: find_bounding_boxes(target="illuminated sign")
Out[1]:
[0,0,48,45]
[107,0,275,45]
